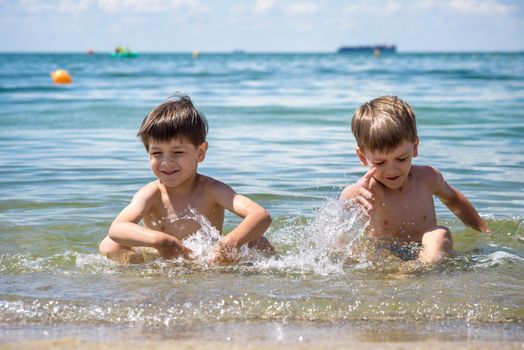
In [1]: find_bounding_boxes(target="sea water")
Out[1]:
[0,52,523,343]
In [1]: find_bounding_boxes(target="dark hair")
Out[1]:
[351,96,417,152]
[137,94,208,151]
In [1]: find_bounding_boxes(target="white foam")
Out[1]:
[180,208,222,262]
[254,199,368,275]
[474,250,524,268]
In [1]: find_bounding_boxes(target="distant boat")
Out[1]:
[337,45,396,54]
[111,46,138,58]
[111,52,138,58]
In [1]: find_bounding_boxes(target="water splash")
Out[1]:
[472,250,524,268]
[1,204,523,330]
[256,199,369,275]
[179,208,221,262]
[2,203,523,277]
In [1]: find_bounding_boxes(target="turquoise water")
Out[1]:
[0,53,523,343]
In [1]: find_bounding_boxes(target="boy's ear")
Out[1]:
[356,147,368,166]
[413,137,419,158]
[197,141,208,162]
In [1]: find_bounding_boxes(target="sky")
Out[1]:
[0,0,523,52]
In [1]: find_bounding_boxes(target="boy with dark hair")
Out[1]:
[99,95,273,263]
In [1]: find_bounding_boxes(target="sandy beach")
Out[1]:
[2,338,523,350]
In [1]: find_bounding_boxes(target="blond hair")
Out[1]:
[351,96,417,152]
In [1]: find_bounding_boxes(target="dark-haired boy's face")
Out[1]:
[147,137,207,189]
[356,139,418,190]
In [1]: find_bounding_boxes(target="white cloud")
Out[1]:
[285,2,319,15]
[19,0,96,13]
[16,0,208,14]
[342,0,515,16]
[253,0,276,14]
[343,0,402,15]
[417,0,437,8]
[383,0,401,14]
[58,0,93,13]
[448,0,515,15]
[98,0,208,14]
[18,0,57,12]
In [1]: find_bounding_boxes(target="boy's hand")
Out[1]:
[480,222,492,237]
[213,237,241,264]
[156,237,193,260]
[354,167,376,215]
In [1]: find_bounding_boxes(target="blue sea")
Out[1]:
[0,52,523,344]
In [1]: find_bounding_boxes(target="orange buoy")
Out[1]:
[50,69,73,84]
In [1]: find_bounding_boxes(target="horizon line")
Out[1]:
[0,49,523,54]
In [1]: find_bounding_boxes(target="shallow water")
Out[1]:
[0,52,523,342]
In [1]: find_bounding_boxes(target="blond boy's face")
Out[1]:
[356,139,419,189]
[148,137,208,189]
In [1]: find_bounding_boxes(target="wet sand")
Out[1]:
[2,338,523,350]
[2,320,523,349]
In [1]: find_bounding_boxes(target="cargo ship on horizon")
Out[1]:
[337,45,396,53]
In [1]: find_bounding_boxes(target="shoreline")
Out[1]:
[2,339,523,350]
[2,320,523,348]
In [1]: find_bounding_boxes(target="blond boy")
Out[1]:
[99,95,273,264]
[340,96,490,263]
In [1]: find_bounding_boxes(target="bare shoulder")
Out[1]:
[132,181,162,205]
[411,165,444,190]
[340,183,359,200]
[340,172,381,200]
[198,174,235,196]
[197,174,237,210]
[412,165,440,177]
[113,181,161,222]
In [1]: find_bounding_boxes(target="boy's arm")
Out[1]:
[432,167,491,234]
[108,184,192,259]
[210,180,272,260]
[339,167,376,213]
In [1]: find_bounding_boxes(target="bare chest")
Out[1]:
[143,192,224,240]
[368,183,437,241]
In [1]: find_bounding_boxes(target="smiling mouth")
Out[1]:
[161,170,179,175]
[386,175,401,181]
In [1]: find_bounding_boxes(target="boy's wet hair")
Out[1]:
[138,94,208,151]
[351,96,417,152]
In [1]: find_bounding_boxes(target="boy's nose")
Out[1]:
[384,164,400,175]
[161,156,176,165]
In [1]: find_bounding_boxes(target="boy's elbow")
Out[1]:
[258,208,272,228]
[108,221,122,240]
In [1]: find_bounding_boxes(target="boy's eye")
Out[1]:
[372,161,383,165]
[174,151,184,154]
[397,157,407,161]
[151,152,162,156]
